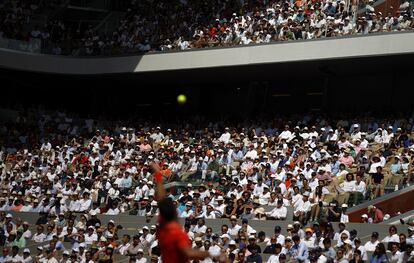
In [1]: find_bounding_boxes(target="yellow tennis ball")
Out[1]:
[177,94,187,104]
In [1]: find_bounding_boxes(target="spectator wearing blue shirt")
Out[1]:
[291,235,309,262]
[390,157,401,174]
[324,1,337,16]
[120,173,132,195]
[370,243,388,263]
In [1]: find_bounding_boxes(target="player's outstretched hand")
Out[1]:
[216,253,230,263]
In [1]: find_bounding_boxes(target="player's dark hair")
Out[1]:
[158,197,177,222]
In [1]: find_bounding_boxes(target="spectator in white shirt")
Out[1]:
[32,225,46,243]
[294,192,311,225]
[266,200,287,220]
[339,204,349,223]
[219,127,231,144]
[244,146,258,160]
[389,242,403,263]
[106,202,121,215]
[78,192,92,212]
[228,216,242,237]
[180,202,194,218]
[278,125,292,142]
[193,218,207,237]
[364,232,380,252]
[382,226,400,243]
[350,174,366,206]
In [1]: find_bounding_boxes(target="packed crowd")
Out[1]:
[1,211,414,262]
[0,0,67,44]
[0,109,413,223]
[0,0,413,55]
[0,108,413,261]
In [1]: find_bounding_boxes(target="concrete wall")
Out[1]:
[0,32,413,75]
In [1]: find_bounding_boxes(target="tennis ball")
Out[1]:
[177,94,187,104]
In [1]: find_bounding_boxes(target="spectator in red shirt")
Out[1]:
[151,163,229,263]
[368,205,384,223]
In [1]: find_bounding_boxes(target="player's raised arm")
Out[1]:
[151,162,166,201]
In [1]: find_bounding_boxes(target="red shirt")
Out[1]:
[374,209,384,223]
[157,218,190,263]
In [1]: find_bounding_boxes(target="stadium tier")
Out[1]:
[0,0,413,56]
[1,1,414,263]
[1,104,414,262]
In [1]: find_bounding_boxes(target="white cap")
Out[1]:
[137,248,144,253]
[5,213,12,218]
[187,183,192,187]
[353,124,359,128]
[151,201,158,206]
[361,214,368,218]
[229,240,236,245]
[216,196,224,201]
[23,248,30,253]
[342,204,348,208]
[186,201,192,206]
[221,234,230,239]
[143,226,149,230]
